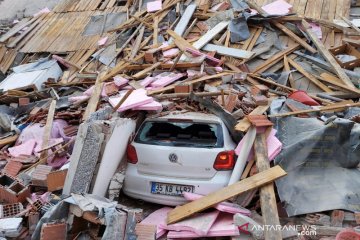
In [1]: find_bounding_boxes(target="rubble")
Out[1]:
[0,0,358,239]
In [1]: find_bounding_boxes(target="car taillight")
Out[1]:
[213,150,235,170]
[127,144,138,164]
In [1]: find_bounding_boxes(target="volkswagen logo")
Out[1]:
[169,153,178,163]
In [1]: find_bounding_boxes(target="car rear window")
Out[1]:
[134,120,224,148]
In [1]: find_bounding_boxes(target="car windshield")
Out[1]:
[134,120,223,148]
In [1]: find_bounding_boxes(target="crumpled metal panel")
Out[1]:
[273,117,360,216]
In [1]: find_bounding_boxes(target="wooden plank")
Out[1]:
[166,165,287,224]
[269,101,360,118]
[302,20,355,88]
[234,105,270,132]
[287,58,332,92]
[272,21,317,53]
[319,73,360,95]
[0,18,32,43]
[340,16,360,33]
[253,44,300,73]
[153,17,158,46]
[202,44,254,59]
[147,72,232,95]
[247,27,262,51]
[254,133,282,239]
[132,62,161,79]
[192,21,230,49]
[130,26,145,59]
[83,73,103,120]
[169,3,197,42]
[40,100,57,160]
[283,55,296,88]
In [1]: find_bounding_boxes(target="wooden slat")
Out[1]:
[254,43,300,73]
[287,58,332,92]
[254,133,282,239]
[302,20,355,88]
[40,100,57,160]
[167,165,287,224]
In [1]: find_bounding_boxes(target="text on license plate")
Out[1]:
[151,182,194,196]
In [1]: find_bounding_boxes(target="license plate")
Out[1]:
[151,182,194,196]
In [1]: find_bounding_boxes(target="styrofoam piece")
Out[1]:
[140,76,156,87]
[8,139,37,157]
[147,0,162,12]
[261,0,292,15]
[132,100,163,111]
[108,89,153,112]
[140,207,173,239]
[114,75,129,87]
[160,211,220,236]
[150,73,184,88]
[183,192,250,216]
[167,213,240,238]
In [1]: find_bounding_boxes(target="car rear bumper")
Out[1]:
[123,164,232,206]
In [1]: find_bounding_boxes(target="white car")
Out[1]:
[123,112,236,206]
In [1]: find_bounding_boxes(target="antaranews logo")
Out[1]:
[238,224,317,236]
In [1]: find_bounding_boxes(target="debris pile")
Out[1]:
[0,0,359,239]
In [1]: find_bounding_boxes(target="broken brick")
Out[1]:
[40,222,67,240]
[47,169,68,192]
[3,161,23,177]
[32,165,52,187]
[247,115,273,127]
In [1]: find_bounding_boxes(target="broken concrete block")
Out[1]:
[92,118,135,197]
[63,122,104,195]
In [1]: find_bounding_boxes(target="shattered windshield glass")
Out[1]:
[135,120,223,148]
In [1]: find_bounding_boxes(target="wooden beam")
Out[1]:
[302,20,355,88]
[40,100,56,160]
[130,26,145,59]
[340,16,360,33]
[153,17,159,46]
[202,44,254,59]
[319,73,360,95]
[234,105,270,132]
[283,55,296,88]
[112,90,133,113]
[287,58,332,92]
[132,62,161,79]
[148,72,233,95]
[169,3,197,42]
[100,52,145,82]
[83,73,103,120]
[272,21,317,54]
[192,21,230,49]
[254,133,282,239]
[254,44,300,73]
[166,165,287,224]
[269,101,360,118]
